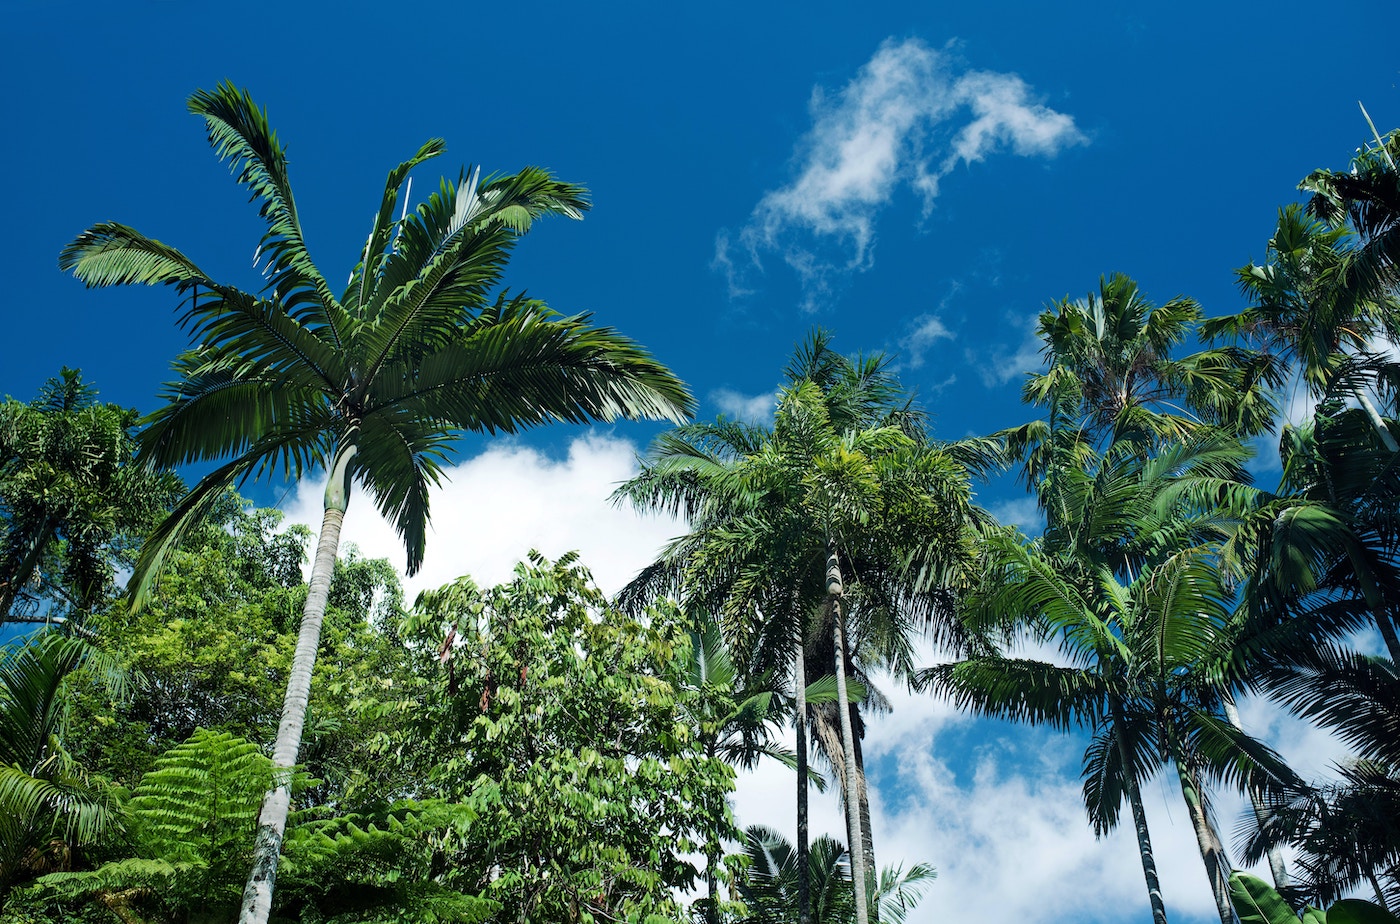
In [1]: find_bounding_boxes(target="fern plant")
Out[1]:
[17,731,494,924]
[17,729,269,922]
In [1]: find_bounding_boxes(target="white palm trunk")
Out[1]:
[794,615,812,924]
[1222,696,1289,890]
[239,445,356,924]
[827,538,869,924]
[1176,758,1234,924]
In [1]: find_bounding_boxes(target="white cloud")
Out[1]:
[988,496,1043,534]
[282,433,681,599]
[898,313,956,371]
[711,387,777,424]
[723,37,1085,307]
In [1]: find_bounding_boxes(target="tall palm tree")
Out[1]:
[1203,205,1399,451]
[920,437,1299,924]
[1302,121,1400,308]
[59,83,693,924]
[1003,273,1280,485]
[616,338,976,924]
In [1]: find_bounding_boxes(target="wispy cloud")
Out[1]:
[898,313,956,370]
[988,496,1043,535]
[722,37,1086,309]
[972,310,1045,387]
[711,387,777,424]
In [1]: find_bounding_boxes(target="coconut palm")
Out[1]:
[920,436,1300,924]
[59,83,693,924]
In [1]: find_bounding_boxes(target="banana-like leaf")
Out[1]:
[1228,872,1299,924]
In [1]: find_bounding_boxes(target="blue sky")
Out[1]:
[4,2,1398,921]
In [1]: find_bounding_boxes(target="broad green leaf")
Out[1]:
[1228,872,1297,924]
[1328,900,1400,924]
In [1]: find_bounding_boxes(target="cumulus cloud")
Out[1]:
[282,433,681,599]
[711,387,777,424]
[723,37,1086,308]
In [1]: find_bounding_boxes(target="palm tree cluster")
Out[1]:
[2,84,1398,924]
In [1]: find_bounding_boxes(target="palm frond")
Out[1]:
[187,81,349,346]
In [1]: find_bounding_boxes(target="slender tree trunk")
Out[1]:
[812,705,877,920]
[1222,696,1288,890]
[1175,758,1234,924]
[1377,610,1400,665]
[1112,698,1168,924]
[238,445,356,924]
[827,537,870,924]
[1353,388,1399,453]
[794,620,812,924]
[704,736,720,924]
[844,661,876,922]
[1367,869,1390,911]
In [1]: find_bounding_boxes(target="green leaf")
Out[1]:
[1228,872,1297,924]
[1328,900,1400,924]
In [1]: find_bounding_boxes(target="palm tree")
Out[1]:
[738,826,935,924]
[616,337,976,924]
[1236,401,1400,664]
[0,632,123,902]
[920,437,1299,924]
[59,82,693,924]
[1302,119,1400,308]
[1203,204,1399,451]
[1003,273,1280,484]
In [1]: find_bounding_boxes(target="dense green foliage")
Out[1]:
[0,370,175,622]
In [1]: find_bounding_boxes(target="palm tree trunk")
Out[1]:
[1353,388,1399,453]
[704,736,720,924]
[1112,698,1168,924]
[839,629,877,922]
[794,620,812,924]
[827,538,870,924]
[1221,696,1288,890]
[1175,759,1234,924]
[238,444,356,924]
[1377,611,1400,665]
